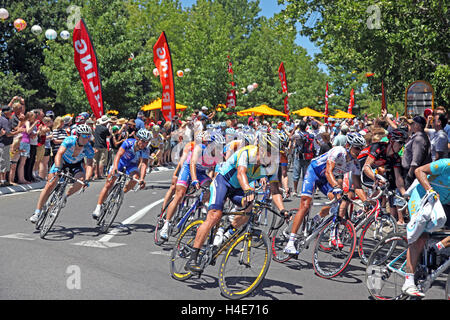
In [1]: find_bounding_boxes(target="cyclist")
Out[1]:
[402,158,450,297]
[29,124,94,223]
[91,129,151,219]
[160,140,196,219]
[159,131,223,240]
[185,133,289,273]
[284,132,368,254]
[358,127,409,225]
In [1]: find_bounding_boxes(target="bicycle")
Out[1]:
[96,169,141,234]
[365,230,450,300]
[154,185,207,245]
[35,169,88,239]
[170,198,283,300]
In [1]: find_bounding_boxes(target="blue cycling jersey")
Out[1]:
[217,145,278,189]
[118,139,150,169]
[60,136,95,164]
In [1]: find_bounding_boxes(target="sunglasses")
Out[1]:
[80,134,91,139]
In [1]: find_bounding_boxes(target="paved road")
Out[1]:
[0,167,447,301]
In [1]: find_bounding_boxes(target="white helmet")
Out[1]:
[346,132,366,148]
[136,128,151,141]
[75,124,92,135]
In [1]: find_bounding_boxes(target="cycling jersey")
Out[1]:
[60,135,95,164]
[301,146,361,198]
[217,145,279,189]
[209,145,279,211]
[150,133,164,149]
[116,139,149,174]
[357,142,402,189]
[48,136,95,175]
[177,144,216,187]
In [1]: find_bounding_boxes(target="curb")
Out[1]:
[0,166,176,196]
[0,181,46,196]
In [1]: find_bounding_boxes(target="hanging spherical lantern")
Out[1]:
[45,29,57,40]
[60,30,70,40]
[0,8,9,20]
[247,84,254,93]
[14,18,27,31]
[177,70,184,77]
[252,83,258,89]
[153,68,159,77]
[31,25,42,35]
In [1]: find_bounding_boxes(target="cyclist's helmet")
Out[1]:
[211,132,226,145]
[278,131,290,147]
[388,127,409,143]
[346,132,366,148]
[136,128,151,141]
[75,124,92,136]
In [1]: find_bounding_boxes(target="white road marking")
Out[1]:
[99,198,165,243]
[149,251,171,256]
[0,233,36,241]
[71,240,126,248]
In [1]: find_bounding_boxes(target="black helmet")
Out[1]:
[388,127,408,143]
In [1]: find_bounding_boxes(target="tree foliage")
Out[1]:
[279,0,449,110]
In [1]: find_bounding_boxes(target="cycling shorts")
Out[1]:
[109,164,139,177]
[49,160,84,177]
[208,173,246,211]
[301,163,333,198]
[176,163,211,188]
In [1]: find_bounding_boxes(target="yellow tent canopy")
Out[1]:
[237,104,288,117]
[332,110,356,119]
[292,107,327,118]
[141,98,188,111]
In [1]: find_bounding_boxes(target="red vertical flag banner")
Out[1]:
[226,56,236,110]
[73,19,104,119]
[381,80,387,113]
[278,62,289,120]
[324,82,329,123]
[347,88,355,114]
[153,31,176,121]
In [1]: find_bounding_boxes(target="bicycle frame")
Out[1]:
[174,188,206,233]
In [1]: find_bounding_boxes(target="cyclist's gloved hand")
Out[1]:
[280,209,289,217]
[242,188,255,206]
[426,188,439,204]
[83,179,91,188]
[363,200,373,211]
[191,179,200,190]
[139,179,146,189]
[332,187,343,196]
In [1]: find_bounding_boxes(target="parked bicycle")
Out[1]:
[96,170,141,233]
[170,199,283,299]
[365,230,450,300]
[35,169,88,239]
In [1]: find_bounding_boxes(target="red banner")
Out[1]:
[348,88,355,114]
[381,80,387,113]
[278,62,289,120]
[153,32,176,121]
[226,56,236,109]
[324,81,329,123]
[73,19,104,119]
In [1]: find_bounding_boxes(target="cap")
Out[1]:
[424,108,433,118]
[412,116,426,128]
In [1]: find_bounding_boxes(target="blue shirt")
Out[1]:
[60,136,95,164]
[118,139,149,168]
[135,117,145,130]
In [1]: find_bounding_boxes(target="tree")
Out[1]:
[279,0,449,108]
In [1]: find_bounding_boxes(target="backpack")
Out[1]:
[296,131,315,160]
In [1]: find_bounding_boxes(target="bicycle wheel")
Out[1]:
[98,184,124,233]
[358,214,398,265]
[35,189,59,231]
[40,185,65,239]
[445,272,450,300]
[365,232,409,300]
[170,219,204,281]
[218,229,271,300]
[312,218,357,279]
[154,196,175,245]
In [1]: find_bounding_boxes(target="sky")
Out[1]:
[179,0,323,69]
